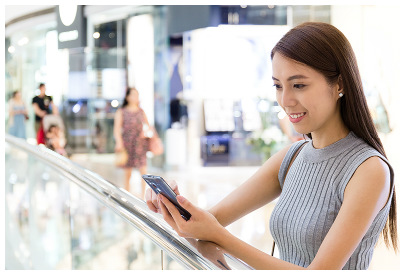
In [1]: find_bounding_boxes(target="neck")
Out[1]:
[310,116,349,149]
[126,104,138,110]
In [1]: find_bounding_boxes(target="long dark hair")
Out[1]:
[122,87,138,108]
[271,22,397,251]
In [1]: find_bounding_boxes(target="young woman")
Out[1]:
[8,91,28,139]
[114,87,150,198]
[145,22,397,269]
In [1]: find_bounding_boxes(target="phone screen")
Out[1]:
[142,174,191,221]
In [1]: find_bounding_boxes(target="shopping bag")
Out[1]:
[143,123,164,156]
[149,135,164,156]
[115,149,129,167]
[148,127,164,156]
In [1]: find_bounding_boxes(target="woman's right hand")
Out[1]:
[115,142,124,152]
[145,179,180,214]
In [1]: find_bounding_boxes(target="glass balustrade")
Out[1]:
[5,140,164,269]
[5,135,252,270]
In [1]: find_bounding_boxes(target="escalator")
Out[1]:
[5,134,252,270]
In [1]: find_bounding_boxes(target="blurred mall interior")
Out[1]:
[4,4,400,270]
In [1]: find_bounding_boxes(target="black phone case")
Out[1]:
[142,174,191,221]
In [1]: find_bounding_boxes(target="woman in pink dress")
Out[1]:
[114,87,150,198]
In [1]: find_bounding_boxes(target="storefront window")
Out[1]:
[83,19,127,154]
[5,24,57,141]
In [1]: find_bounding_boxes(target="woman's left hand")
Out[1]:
[158,194,225,243]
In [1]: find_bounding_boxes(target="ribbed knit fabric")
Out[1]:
[269,132,394,269]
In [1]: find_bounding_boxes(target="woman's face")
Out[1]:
[127,89,139,105]
[272,53,342,136]
[14,92,21,100]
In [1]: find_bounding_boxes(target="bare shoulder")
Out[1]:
[269,141,307,165]
[270,143,293,162]
[115,108,122,115]
[353,156,390,188]
[258,143,294,175]
[114,109,123,122]
[345,156,391,210]
[244,143,293,187]
[140,107,148,116]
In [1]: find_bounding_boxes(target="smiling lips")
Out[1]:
[288,112,306,123]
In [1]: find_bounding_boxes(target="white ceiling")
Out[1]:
[5,5,55,25]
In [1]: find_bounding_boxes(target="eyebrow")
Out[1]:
[272,75,309,81]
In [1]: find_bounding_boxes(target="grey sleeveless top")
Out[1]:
[269,132,394,269]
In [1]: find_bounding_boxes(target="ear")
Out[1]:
[337,74,344,95]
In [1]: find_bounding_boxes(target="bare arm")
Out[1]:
[50,102,59,115]
[208,144,291,226]
[113,109,124,151]
[9,100,14,117]
[307,156,391,269]
[146,144,291,223]
[141,108,150,126]
[159,156,391,269]
[22,102,28,115]
[32,103,46,118]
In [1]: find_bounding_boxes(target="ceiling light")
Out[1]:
[59,5,78,26]
[8,46,15,53]
[17,37,29,46]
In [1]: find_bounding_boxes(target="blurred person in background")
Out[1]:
[32,83,59,144]
[7,90,28,139]
[114,87,150,199]
[46,124,67,157]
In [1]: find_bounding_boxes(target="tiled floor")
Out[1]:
[70,136,400,270]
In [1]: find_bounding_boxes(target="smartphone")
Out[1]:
[142,174,191,221]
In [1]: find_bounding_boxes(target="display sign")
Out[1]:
[56,5,86,49]
[200,135,230,166]
[203,99,235,132]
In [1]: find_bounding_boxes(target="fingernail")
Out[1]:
[177,195,185,203]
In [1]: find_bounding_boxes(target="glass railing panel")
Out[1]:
[162,239,254,270]
[163,252,186,270]
[5,142,72,269]
[5,135,253,270]
[5,139,164,270]
[69,182,163,269]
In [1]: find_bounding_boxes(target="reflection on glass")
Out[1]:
[69,185,163,269]
[5,145,71,269]
[5,136,252,270]
[5,141,164,270]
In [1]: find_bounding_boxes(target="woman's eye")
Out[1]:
[294,84,306,89]
[273,84,282,90]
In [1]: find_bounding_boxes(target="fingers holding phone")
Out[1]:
[145,188,159,213]
[143,174,226,243]
[158,194,225,243]
[158,194,191,237]
[143,175,181,214]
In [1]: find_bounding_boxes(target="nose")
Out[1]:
[279,88,297,108]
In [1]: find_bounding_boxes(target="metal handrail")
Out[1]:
[5,134,252,270]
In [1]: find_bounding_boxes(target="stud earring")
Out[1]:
[339,93,344,98]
